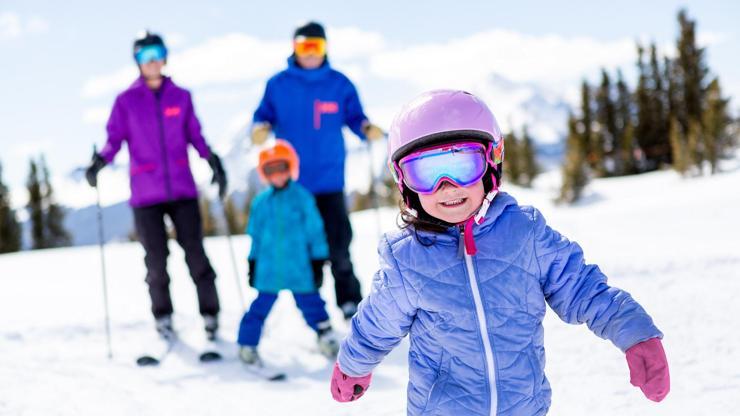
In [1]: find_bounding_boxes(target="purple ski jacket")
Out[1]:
[100,76,211,207]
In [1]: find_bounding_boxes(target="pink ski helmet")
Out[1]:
[387,90,505,196]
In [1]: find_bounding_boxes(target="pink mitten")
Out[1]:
[330,362,372,402]
[625,337,670,402]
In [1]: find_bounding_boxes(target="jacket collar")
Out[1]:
[285,56,332,82]
[414,191,519,245]
[129,75,173,93]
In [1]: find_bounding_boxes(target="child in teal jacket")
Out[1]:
[237,140,339,364]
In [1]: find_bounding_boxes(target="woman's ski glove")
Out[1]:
[85,153,106,187]
[361,121,385,141]
[625,337,670,402]
[207,153,227,199]
[330,362,372,402]
[251,122,271,145]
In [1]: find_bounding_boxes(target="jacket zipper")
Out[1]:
[461,225,498,415]
[155,92,173,200]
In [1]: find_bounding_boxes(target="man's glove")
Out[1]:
[361,121,385,141]
[207,153,227,199]
[248,259,256,288]
[312,259,327,288]
[85,153,106,188]
[251,122,271,145]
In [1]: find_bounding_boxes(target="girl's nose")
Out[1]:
[437,180,458,191]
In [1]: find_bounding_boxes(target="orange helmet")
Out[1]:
[257,139,300,183]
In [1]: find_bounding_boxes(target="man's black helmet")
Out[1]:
[293,21,326,40]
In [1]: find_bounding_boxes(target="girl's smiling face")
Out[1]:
[417,179,485,224]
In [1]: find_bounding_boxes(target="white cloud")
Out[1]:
[697,31,727,48]
[369,29,636,96]
[164,32,187,49]
[82,33,288,98]
[327,26,385,60]
[0,12,21,39]
[81,66,138,98]
[0,12,49,40]
[81,26,389,99]
[82,107,111,125]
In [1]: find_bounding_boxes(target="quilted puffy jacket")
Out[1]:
[247,181,329,293]
[338,192,662,415]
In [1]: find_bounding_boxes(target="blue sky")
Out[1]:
[1,0,738,207]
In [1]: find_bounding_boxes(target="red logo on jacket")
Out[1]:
[313,100,339,129]
[164,106,181,117]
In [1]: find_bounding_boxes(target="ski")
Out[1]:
[136,336,177,366]
[198,337,223,363]
[242,362,287,381]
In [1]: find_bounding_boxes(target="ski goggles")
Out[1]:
[135,45,167,65]
[392,142,492,195]
[293,37,326,57]
[261,160,291,176]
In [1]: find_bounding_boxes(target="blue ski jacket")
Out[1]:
[252,57,368,194]
[247,181,329,293]
[338,192,662,415]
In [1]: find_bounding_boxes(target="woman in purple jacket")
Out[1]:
[85,32,227,341]
[330,90,670,415]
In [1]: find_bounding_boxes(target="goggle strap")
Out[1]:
[474,189,498,225]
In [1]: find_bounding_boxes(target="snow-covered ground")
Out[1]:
[2,157,740,415]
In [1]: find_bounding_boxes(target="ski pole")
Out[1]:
[366,140,383,239]
[92,146,113,359]
[221,196,246,309]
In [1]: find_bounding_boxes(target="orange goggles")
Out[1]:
[293,37,326,57]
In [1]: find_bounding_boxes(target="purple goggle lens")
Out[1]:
[135,45,167,65]
[397,142,489,195]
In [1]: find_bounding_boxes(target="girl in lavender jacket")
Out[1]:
[330,90,670,415]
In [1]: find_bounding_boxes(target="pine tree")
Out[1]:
[224,196,244,235]
[687,119,703,174]
[199,196,218,237]
[676,9,708,130]
[649,43,670,165]
[580,81,603,174]
[0,162,22,253]
[559,115,589,203]
[40,156,71,248]
[520,125,539,187]
[26,160,45,249]
[595,69,618,175]
[615,70,636,175]
[669,116,688,175]
[503,130,521,185]
[702,78,730,173]
[634,43,671,170]
[674,9,710,172]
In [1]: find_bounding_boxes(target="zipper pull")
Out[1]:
[461,217,478,256]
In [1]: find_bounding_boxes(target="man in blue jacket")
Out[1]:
[251,21,384,319]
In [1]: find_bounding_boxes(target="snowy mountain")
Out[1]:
[2,152,739,415]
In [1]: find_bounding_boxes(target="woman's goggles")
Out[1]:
[135,45,167,65]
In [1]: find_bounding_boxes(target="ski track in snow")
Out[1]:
[2,158,740,415]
